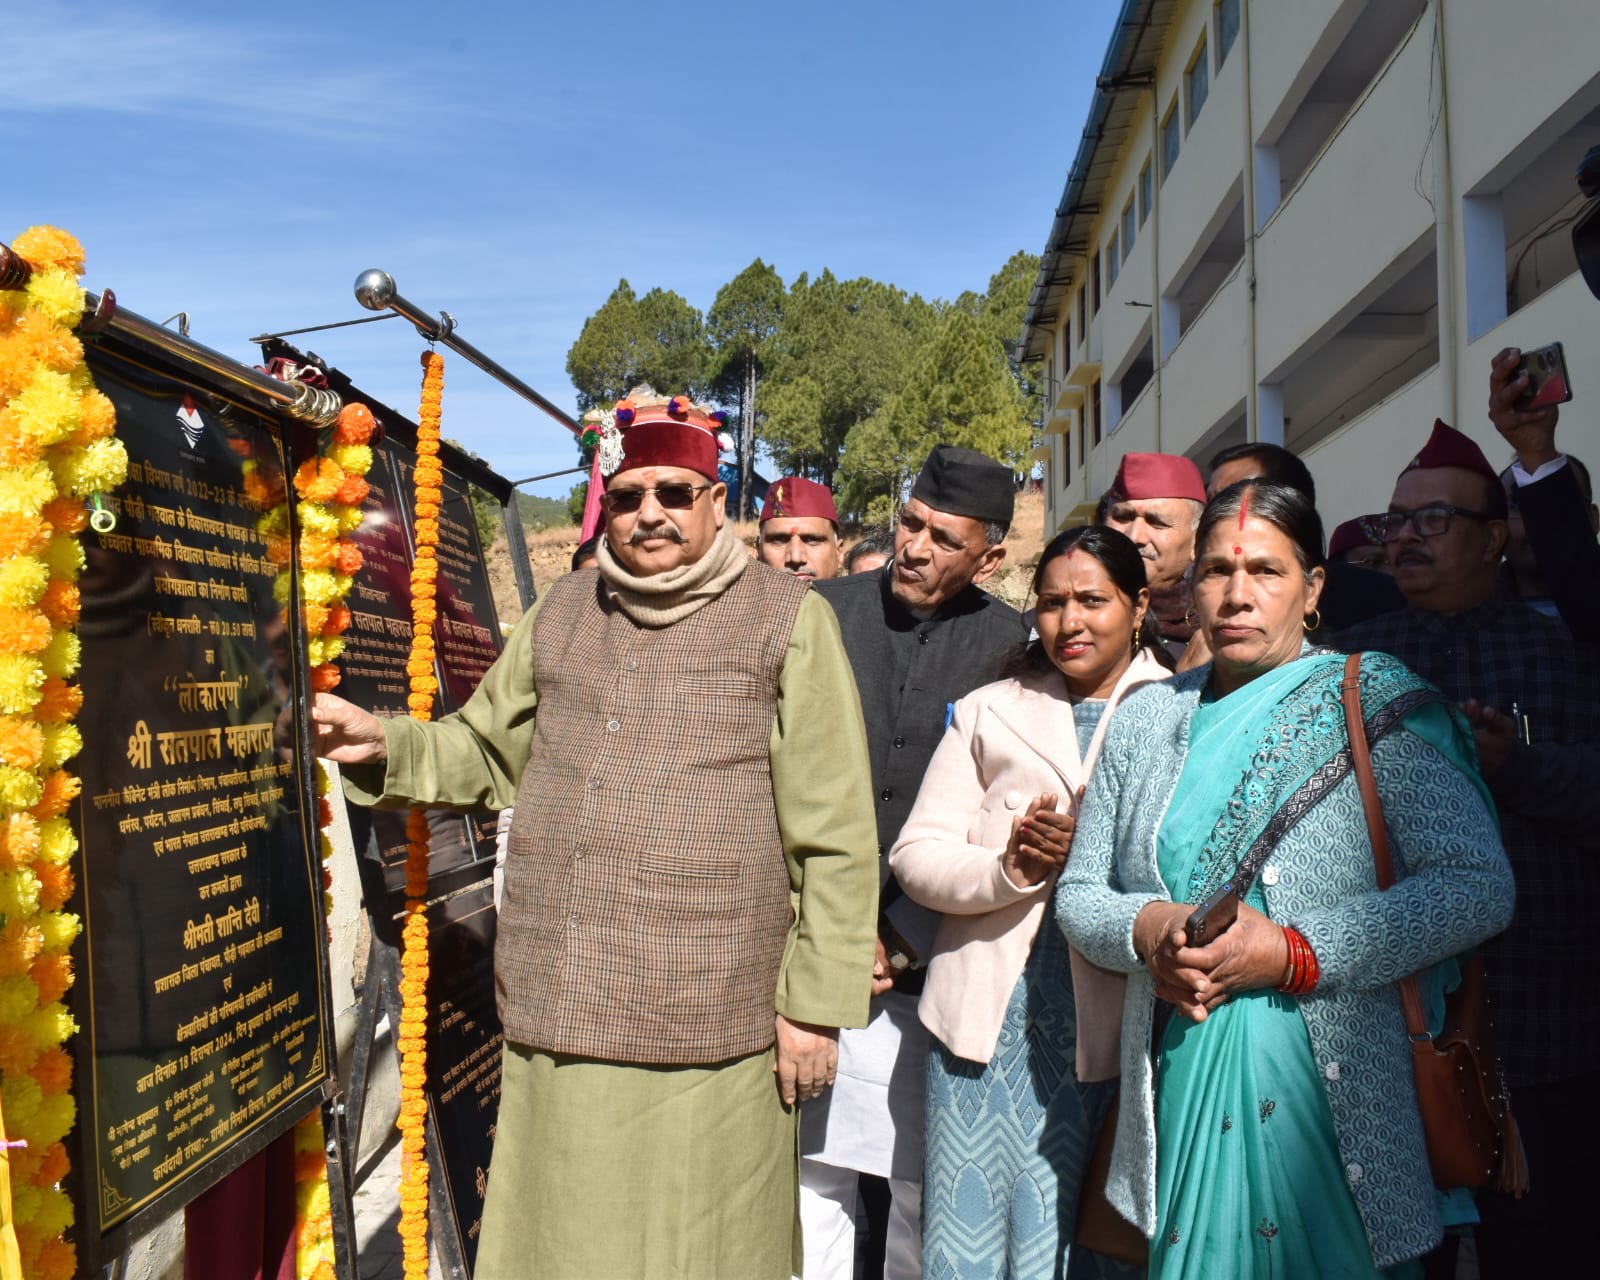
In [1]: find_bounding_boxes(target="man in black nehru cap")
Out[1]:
[802,445,1026,1280]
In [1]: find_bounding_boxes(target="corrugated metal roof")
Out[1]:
[1018,0,1177,364]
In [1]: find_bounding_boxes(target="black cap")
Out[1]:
[910,446,1014,526]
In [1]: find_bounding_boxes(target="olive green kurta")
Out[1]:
[342,588,879,1277]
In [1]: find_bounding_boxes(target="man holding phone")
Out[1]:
[1489,344,1600,639]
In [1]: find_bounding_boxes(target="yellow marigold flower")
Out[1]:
[337,505,364,534]
[37,911,79,952]
[22,269,85,328]
[39,723,82,769]
[29,1185,73,1239]
[57,435,128,496]
[0,972,40,1023]
[296,502,341,538]
[36,819,74,867]
[42,534,85,581]
[329,443,374,476]
[7,368,81,446]
[0,461,55,518]
[39,630,80,680]
[24,1003,76,1051]
[8,1184,41,1230]
[0,557,49,609]
[10,227,85,275]
[0,659,45,716]
[31,1089,76,1147]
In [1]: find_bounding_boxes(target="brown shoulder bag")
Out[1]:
[1340,652,1528,1195]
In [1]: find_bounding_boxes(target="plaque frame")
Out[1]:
[67,328,356,1273]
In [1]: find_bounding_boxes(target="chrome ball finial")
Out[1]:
[354,269,396,311]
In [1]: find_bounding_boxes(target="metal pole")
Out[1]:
[0,239,341,427]
[353,270,582,436]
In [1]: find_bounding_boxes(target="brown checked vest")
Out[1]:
[500,563,809,1065]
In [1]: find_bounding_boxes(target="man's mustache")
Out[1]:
[1394,548,1431,566]
[629,525,687,545]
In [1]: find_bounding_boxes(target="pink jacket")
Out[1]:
[888,651,1167,1077]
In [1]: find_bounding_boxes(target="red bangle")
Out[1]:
[1277,927,1320,996]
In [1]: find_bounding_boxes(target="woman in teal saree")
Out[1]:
[1057,482,1514,1277]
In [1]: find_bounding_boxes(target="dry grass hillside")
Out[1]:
[483,490,1047,626]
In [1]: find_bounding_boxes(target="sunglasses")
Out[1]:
[602,483,712,514]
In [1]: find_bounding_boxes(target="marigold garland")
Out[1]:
[282,399,377,1278]
[0,225,129,1280]
[393,350,444,1279]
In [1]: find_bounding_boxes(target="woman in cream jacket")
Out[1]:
[891,526,1169,1280]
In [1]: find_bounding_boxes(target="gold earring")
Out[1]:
[1303,609,1322,632]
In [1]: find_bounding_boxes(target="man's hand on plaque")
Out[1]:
[310,693,388,765]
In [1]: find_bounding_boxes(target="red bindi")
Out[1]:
[1233,545,1243,556]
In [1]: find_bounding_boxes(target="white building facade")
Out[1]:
[1020,0,1600,530]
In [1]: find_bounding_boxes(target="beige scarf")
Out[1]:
[596,521,748,627]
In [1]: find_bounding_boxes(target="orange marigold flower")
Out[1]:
[31,1235,77,1280]
[0,516,50,559]
[38,496,86,535]
[36,1141,71,1185]
[0,607,53,653]
[0,920,45,975]
[12,226,86,275]
[30,952,73,1004]
[29,770,79,821]
[333,402,377,445]
[293,457,343,505]
[0,1023,39,1074]
[311,665,342,692]
[324,603,352,636]
[332,542,364,576]
[76,387,116,441]
[30,1045,72,1094]
[1,812,41,869]
[32,677,83,725]
[0,715,45,769]
[36,580,79,628]
[298,535,336,570]
[334,474,369,506]
[33,860,74,912]
[303,601,330,635]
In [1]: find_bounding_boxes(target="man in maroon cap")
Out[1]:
[1103,452,1207,658]
[1341,419,1600,1279]
[758,475,843,581]
[311,388,880,1278]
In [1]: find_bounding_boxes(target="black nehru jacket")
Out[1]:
[816,567,1026,878]
[1516,461,1600,641]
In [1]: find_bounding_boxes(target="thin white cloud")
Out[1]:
[1,4,473,140]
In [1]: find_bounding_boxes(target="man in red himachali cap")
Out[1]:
[312,388,880,1279]
[759,476,843,581]
[1103,451,1207,659]
[1341,418,1600,1280]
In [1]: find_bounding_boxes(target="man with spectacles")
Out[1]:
[311,388,880,1279]
[1340,418,1600,1279]
[799,446,1026,1280]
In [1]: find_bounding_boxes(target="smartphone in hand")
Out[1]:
[1514,342,1573,410]
[1186,883,1241,946]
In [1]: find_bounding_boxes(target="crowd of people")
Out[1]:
[309,352,1596,1279]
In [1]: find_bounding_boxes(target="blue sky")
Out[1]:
[5,0,1120,497]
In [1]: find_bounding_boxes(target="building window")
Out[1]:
[1217,0,1240,66]
[1091,379,1103,447]
[1186,38,1209,130]
[1161,101,1181,182]
[1106,232,1119,288]
[1077,416,1086,467]
[1077,284,1087,334]
[1091,253,1101,316]
[1139,161,1152,226]
[1060,429,1069,484]
[1063,316,1072,365]
[1122,196,1137,259]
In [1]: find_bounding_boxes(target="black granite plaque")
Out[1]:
[71,354,329,1240]
[424,883,504,1274]
[340,438,505,901]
